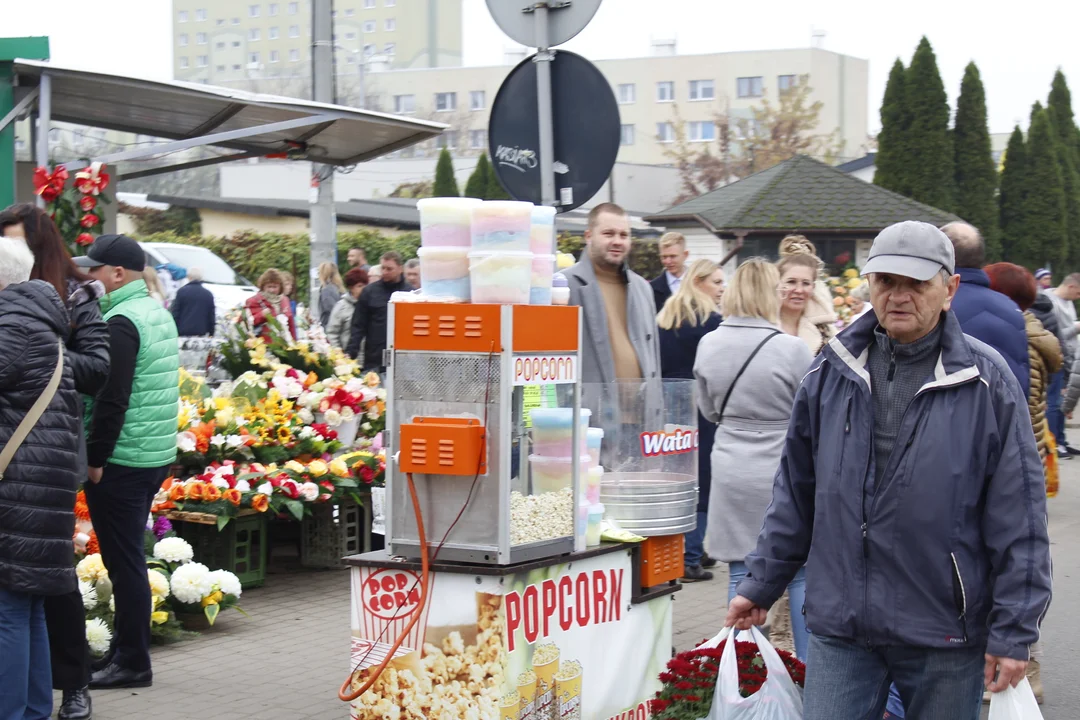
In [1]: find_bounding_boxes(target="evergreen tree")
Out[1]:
[485,164,512,200]
[904,37,954,210]
[874,59,911,196]
[953,62,1000,260]
[433,148,459,197]
[1023,108,1068,270]
[999,127,1030,264]
[464,154,490,199]
[1046,70,1080,268]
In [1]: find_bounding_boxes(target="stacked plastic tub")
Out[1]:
[528,409,605,548]
[416,198,479,300]
[529,206,557,305]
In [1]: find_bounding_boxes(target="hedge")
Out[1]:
[138,229,661,297]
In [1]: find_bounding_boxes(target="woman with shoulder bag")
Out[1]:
[694,258,814,660]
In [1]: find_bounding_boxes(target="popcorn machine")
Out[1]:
[385,303,584,565]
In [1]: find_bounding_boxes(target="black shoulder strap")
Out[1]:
[718,330,782,422]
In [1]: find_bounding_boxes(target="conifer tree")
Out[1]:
[433,148,459,197]
[999,127,1030,264]
[953,62,1000,259]
[464,154,490,199]
[1023,108,1068,270]
[485,163,512,200]
[904,37,954,210]
[1046,70,1080,268]
[874,59,911,196]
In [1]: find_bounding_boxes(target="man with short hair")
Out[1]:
[346,251,413,373]
[726,221,1052,719]
[404,258,421,289]
[73,235,180,690]
[1035,268,1053,290]
[347,247,370,271]
[169,267,216,336]
[941,222,1029,395]
[650,231,689,311]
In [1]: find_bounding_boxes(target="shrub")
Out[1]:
[557,233,661,279]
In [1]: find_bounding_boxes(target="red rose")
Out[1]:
[79,195,97,212]
[359,465,375,483]
[79,213,99,228]
[75,233,94,246]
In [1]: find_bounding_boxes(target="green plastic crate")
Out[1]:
[300,496,372,569]
[173,512,268,589]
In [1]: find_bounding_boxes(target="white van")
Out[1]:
[140,242,257,316]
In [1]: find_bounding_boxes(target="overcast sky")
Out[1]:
[7,0,1080,135]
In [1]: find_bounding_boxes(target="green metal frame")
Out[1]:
[0,36,49,208]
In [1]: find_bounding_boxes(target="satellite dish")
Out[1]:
[488,51,620,212]
[486,0,603,48]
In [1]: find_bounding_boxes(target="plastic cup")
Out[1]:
[530,254,556,305]
[530,206,557,255]
[586,503,604,547]
[529,408,591,456]
[417,246,470,300]
[551,286,570,306]
[530,455,591,495]
[418,197,481,248]
[586,427,604,467]
[472,201,533,251]
[468,250,533,304]
[585,466,603,504]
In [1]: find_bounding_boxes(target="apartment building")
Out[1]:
[363,46,869,166]
[171,0,462,96]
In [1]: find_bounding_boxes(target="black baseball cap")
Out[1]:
[73,234,146,272]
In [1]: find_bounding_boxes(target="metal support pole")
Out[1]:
[310,0,338,312]
[534,3,556,208]
[34,72,51,208]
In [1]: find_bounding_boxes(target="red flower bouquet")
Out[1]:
[652,638,805,720]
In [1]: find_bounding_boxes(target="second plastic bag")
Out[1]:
[698,626,803,720]
[988,677,1043,720]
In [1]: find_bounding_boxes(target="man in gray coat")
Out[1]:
[561,203,661,467]
[726,221,1052,719]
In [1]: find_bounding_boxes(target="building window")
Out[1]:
[689,121,715,142]
[289,49,300,62]
[656,122,674,143]
[385,0,395,5]
[617,83,635,104]
[269,2,278,15]
[435,92,457,112]
[233,64,242,70]
[385,18,396,31]
[195,8,207,21]
[778,74,797,93]
[197,55,209,67]
[179,56,190,69]
[179,34,189,46]
[345,31,355,40]
[216,19,225,25]
[737,76,763,98]
[216,64,226,72]
[249,52,260,64]
[345,8,355,16]
[232,40,241,47]
[216,41,225,49]
[289,25,300,37]
[620,124,635,145]
[469,90,485,111]
[249,28,260,40]
[196,32,207,44]
[656,81,674,102]
[363,43,377,55]
[346,55,356,64]
[363,0,375,7]
[178,10,188,22]
[394,94,416,114]
[363,20,376,33]
[383,42,395,54]
[435,131,459,149]
[689,79,714,101]
[270,50,280,62]
[470,129,487,149]
[269,26,279,39]
[48,128,63,146]
[249,4,260,17]
[288,1,298,13]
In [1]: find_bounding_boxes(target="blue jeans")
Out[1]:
[803,634,984,720]
[0,587,52,720]
[1048,369,1066,446]
[729,561,809,660]
[684,511,707,566]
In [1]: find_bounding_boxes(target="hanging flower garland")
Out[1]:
[32,161,112,255]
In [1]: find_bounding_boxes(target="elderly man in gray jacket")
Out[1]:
[726,221,1052,719]
[562,203,661,467]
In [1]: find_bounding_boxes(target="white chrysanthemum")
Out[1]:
[170,562,213,604]
[79,580,98,609]
[376,388,387,401]
[340,406,355,421]
[147,569,170,600]
[109,595,115,612]
[86,618,112,655]
[300,482,320,502]
[345,378,364,394]
[76,554,108,584]
[298,408,315,425]
[324,409,342,426]
[153,537,194,564]
[298,425,316,440]
[208,569,242,598]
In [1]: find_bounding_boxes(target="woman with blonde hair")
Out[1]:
[142,266,167,306]
[657,258,725,582]
[694,257,813,658]
[317,262,344,327]
[777,235,837,354]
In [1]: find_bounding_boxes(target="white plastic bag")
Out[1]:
[988,677,1043,720]
[698,626,803,720]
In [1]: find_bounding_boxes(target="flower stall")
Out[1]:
[827,268,869,329]
[33,162,111,254]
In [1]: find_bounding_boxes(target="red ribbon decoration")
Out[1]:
[32,166,69,203]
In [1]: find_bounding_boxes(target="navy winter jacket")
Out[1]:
[951,267,1030,396]
[170,281,216,336]
[736,310,1052,661]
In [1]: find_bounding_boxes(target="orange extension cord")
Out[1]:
[337,472,430,702]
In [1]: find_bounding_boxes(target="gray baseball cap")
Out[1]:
[861,221,955,281]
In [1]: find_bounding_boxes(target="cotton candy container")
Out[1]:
[529,454,591,494]
[586,427,604,468]
[468,251,532,304]
[530,254,556,305]
[418,197,481,247]
[530,408,591,457]
[585,503,605,547]
[551,272,570,306]
[417,247,470,300]
[584,465,603,504]
[530,206,557,254]
[471,201,533,251]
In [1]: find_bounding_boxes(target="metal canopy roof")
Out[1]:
[10,59,446,168]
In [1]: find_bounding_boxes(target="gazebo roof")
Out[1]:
[645,154,959,233]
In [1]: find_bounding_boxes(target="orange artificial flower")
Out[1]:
[169,484,187,502]
[203,484,222,502]
[86,531,100,555]
[161,476,175,491]
[221,488,242,506]
[251,494,270,513]
[186,483,206,501]
[74,497,91,521]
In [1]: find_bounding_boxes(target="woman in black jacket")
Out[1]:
[1,205,110,720]
[657,259,724,582]
[0,238,82,720]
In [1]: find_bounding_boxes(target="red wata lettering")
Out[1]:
[639,428,699,457]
